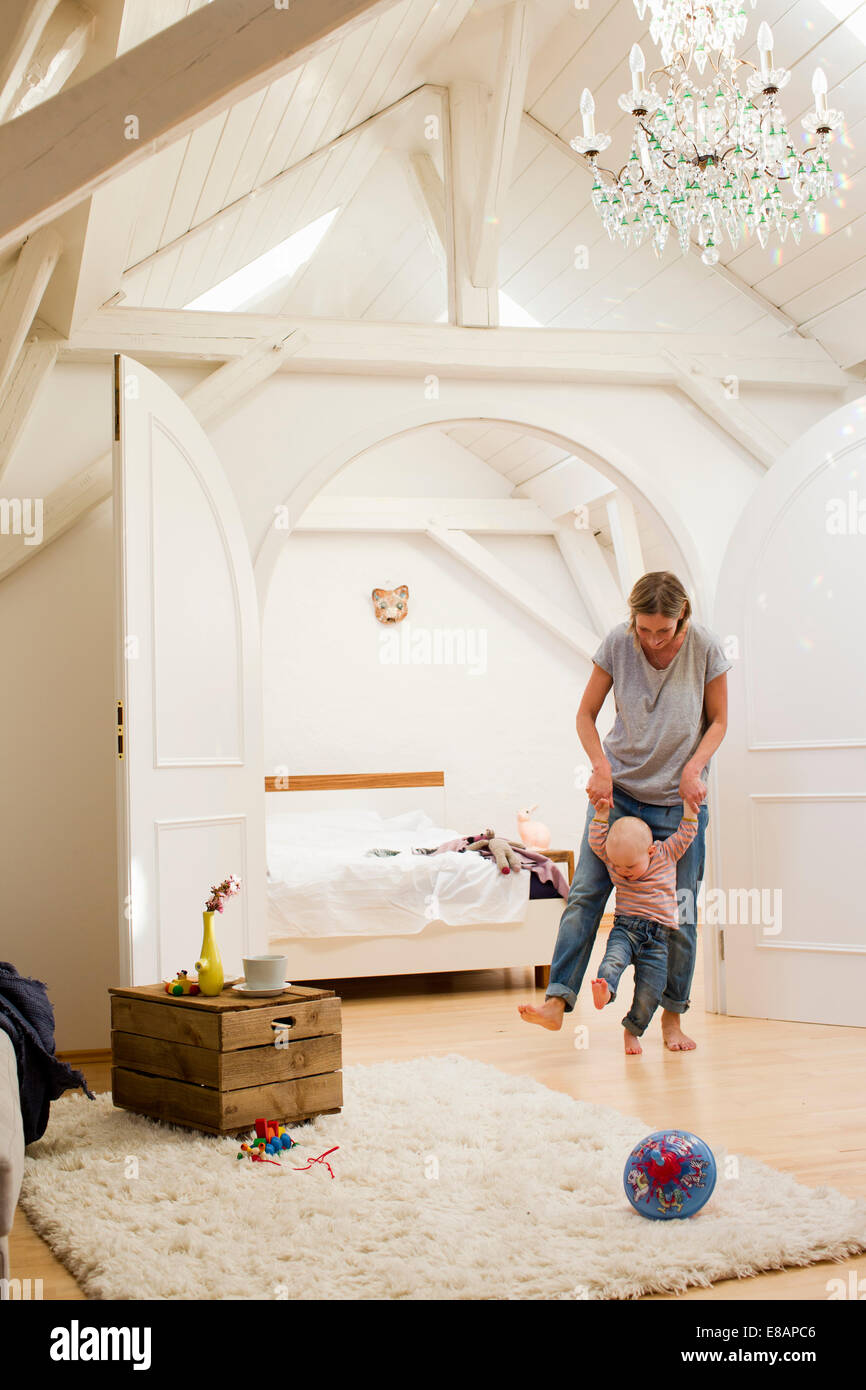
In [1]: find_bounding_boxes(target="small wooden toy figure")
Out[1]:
[164,970,200,996]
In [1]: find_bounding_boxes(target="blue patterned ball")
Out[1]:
[624,1129,716,1220]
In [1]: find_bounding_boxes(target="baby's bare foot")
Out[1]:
[518,997,565,1031]
[591,978,611,1010]
[661,1009,697,1051]
[624,1030,642,1055]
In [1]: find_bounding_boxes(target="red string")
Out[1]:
[292,1145,339,1179]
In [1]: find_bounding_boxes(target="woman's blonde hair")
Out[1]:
[627,572,691,646]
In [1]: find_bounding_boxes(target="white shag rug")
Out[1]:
[20,1055,866,1300]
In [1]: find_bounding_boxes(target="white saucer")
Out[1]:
[230,980,293,998]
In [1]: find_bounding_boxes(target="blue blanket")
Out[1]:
[0,961,94,1145]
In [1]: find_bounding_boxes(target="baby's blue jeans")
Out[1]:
[597,914,670,1037]
[546,789,709,1014]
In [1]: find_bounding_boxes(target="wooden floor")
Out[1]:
[12,933,866,1300]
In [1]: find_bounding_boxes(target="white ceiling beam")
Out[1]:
[521,111,807,342]
[3,0,94,120]
[426,524,601,661]
[62,308,854,389]
[606,492,645,595]
[470,2,531,290]
[448,82,498,326]
[0,226,63,398]
[0,0,61,120]
[661,350,787,469]
[0,336,58,481]
[0,0,405,259]
[297,496,556,533]
[554,517,625,634]
[0,332,303,583]
[400,152,447,268]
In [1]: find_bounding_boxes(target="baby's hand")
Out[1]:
[594,796,611,816]
[684,796,700,819]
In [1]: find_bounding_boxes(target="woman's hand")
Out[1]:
[587,762,613,808]
[679,764,707,808]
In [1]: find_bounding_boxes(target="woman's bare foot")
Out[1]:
[591,978,611,1009]
[661,1009,696,1051]
[518,997,566,1031]
[624,1030,642,1055]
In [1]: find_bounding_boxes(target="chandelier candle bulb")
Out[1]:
[580,87,596,138]
[812,67,828,117]
[629,43,645,100]
[757,21,773,82]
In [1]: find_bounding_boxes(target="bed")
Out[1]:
[264,772,568,984]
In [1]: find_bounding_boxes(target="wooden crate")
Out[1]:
[109,983,342,1136]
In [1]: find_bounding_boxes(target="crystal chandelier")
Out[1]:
[571,7,844,264]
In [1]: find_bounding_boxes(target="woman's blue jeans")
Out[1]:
[546,789,709,1015]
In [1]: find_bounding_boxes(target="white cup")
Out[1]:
[243,955,288,990]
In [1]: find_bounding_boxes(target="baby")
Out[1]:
[588,797,699,1055]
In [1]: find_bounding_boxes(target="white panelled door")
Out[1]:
[114,355,266,986]
[714,395,866,1026]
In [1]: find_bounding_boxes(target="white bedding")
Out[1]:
[266,808,529,938]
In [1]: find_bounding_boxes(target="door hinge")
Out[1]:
[719,929,725,961]
[116,699,124,760]
[113,355,121,442]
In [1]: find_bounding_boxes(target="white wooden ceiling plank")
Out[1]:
[299,156,419,317]
[728,158,866,292]
[363,232,439,320]
[269,151,404,316]
[529,6,652,139]
[157,113,230,255]
[545,240,685,329]
[470,425,523,460]
[379,0,474,109]
[589,255,731,333]
[224,127,368,287]
[139,243,185,310]
[391,263,446,323]
[446,422,491,448]
[498,142,577,253]
[171,204,248,308]
[126,142,190,267]
[783,247,866,325]
[341,0,437,130]
[220,73,304,208]
[525,0,619,112]
[189,88,270,227]
[241,65,308,187]
[492,435,545,474]
[500,168,594,289]
[683,290,773,337]
[280,26,379,172]
[808,284,866,366]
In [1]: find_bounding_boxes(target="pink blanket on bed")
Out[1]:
[431,836,569,899]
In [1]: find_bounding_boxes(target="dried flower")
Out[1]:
[205,876,242,913]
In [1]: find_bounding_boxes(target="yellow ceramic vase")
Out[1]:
[195,911,224,996]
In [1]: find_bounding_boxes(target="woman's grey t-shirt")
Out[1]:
[593,621,732,806]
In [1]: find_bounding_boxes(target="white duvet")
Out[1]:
[266,808,529,938]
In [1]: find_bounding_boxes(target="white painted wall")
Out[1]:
[0,359,842,1046]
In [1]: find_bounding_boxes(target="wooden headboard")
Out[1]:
[264,771,445,792]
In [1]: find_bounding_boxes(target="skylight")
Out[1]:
[184,208,340,312]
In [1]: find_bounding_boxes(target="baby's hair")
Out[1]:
[627,572,691,649]
[607,815,652,855]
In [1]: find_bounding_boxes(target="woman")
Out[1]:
[519,571,729,1051]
